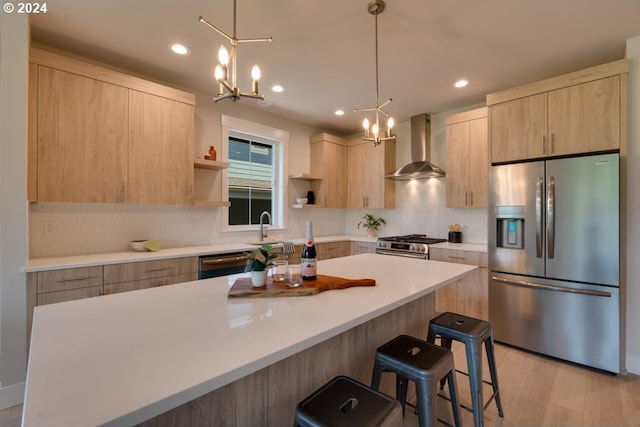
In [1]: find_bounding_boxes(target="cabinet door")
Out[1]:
[347,142,368,208]
[104,257,198,285]
[468,117,488,208]
[350,241,376,255]
[491,93,547,163]
[128,90,194,205]
[445,121,469,208]
[548,76,620,156]
[37,66,128,203]
[324,142,348,208]
[366,140,395,209]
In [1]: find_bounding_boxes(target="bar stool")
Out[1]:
[371,335,462,427]
[294,375,403,427]
[427,312,504,427]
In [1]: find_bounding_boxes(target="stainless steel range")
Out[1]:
[376,234,447,259]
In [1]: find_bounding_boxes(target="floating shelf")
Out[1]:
[290,204,321,209]
[194,159,230,170]
[289,172,322,181]
[193,200,231,207]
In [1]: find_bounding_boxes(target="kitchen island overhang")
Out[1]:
[23,253,477,427]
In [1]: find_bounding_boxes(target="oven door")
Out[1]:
[198,252,249,279]
[375,248,427,259]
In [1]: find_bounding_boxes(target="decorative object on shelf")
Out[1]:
[208,145,217,161]
[199,0,272,103]
[130,239,160,252]
[307,190,315,204]
[245,244,279,287]
[354,0,395,147]
[448,224,463,243]
[357,213,387,238]
[296,198,308,205]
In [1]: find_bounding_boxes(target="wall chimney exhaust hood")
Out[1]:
[385,113,445,180]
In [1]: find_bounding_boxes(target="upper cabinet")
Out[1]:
[488,59,627,164]
[309,133,348,208]
[28,47,196,205]
[347,137,395,209]
[445,107,488,208]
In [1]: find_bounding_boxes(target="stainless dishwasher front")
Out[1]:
[198,252,249,279]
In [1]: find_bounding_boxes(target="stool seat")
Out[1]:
[372,335,462,427]
[428,312,504,427]
[294,375,403,427]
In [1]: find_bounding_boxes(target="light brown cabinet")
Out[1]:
[309,134,348,208]
[488,60,627,164]
[316,241,351,260]
[347,138,395,209]
[430,247,488,320]
[28,47,196,205]
[445,108,488,208]
[103,257,198,295]
[350,241,377,255]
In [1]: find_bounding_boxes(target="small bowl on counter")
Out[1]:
[296,198,308,205]
[130,239,160,252]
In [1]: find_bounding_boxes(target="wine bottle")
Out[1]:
[301,220,317,280]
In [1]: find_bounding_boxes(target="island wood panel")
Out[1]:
[136,292,436,427]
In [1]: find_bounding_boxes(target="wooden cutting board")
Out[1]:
[228,274,375,298]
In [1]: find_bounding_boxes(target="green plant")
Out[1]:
[357,213,386,231]
[245,244,279,272]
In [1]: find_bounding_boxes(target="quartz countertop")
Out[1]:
[23,253,476,427]
[24,235,379,273]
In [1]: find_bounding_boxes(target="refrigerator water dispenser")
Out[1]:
[496,206,524,249]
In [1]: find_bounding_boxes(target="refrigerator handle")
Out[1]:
[536,177,543,258]
[547,176,555,259]
[491,276,612,298]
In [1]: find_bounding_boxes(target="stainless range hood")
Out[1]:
[385,113,445,180]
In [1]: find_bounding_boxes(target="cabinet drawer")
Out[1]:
[350,241,376,255]
[317,241,350,260]
[37,266,104,293]
[37,285,103,306]
[430,248,487,267]
[103,272,197,295]
[104,257,197,284]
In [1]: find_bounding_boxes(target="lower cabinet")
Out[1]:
[317,241,351,260]
[350,241,377,255]
[430,248,488,320]
[103,257,198,295]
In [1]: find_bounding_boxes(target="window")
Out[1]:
[221,115,288,231]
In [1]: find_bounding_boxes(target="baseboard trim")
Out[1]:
[626,354,640,375]
[0,382,24,410]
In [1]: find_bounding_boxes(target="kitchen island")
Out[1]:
[23,254,476,427]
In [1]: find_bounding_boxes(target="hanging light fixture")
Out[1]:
[199,0,272,102]
[354,0,395,146]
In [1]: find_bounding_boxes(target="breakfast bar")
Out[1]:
[23,253,476,427]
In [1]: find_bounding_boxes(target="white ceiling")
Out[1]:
[30,0,640,136]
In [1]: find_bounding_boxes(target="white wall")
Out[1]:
[0,13,29,408]
[625,36,640,374]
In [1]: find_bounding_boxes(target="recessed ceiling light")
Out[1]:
[335,110,345,116]
[169,43,191,56]
[454,79,468,88]
[271,85,284,93]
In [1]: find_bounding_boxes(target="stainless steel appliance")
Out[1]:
[376,234,447,259]
[198,252,249,279]
[489,153,621,372]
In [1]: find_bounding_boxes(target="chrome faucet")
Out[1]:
[259,211,272,242]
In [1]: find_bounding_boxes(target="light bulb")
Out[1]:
[251,65,261,81]
[218,45,229,65]
[372,123,379,137]
[362,118,370,130]
[214,64,224,82]
[387,117,395,129]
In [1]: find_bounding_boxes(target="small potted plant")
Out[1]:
[245,244,279,287]
[357,213,386,238]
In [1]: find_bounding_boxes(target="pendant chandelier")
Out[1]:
[354,0,395,146]
[199,0,272,102]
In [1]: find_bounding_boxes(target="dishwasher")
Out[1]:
[198,252,249,279]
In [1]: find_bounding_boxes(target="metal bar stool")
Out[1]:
[371,335,462,427]
[427,312,504,427]
[294,375,403,427]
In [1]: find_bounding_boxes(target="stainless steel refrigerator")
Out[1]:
[488,153,621,373]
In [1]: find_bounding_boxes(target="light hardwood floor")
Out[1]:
[4,343,640,427]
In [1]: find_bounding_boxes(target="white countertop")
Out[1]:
[24,235,379,273]
[23,253,476,427]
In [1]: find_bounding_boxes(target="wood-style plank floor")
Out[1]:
[4,343,639,427]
